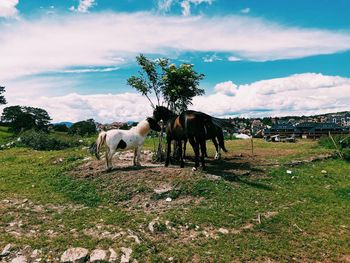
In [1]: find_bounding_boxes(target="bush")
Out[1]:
[342,148,350,162]
[318,135,348,149]
[19,130,79,150]
[53,123,69,132]
[69,119,97,136]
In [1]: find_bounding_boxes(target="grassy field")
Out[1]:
[0,128,349,262]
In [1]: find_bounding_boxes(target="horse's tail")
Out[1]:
[210,117,235,131]
[89,132,107,160]
[216,127,228,153]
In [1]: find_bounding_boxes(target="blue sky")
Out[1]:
[1,0,350,122]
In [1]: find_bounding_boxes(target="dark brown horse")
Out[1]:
[153,106,230,170]
[183,119,227,160]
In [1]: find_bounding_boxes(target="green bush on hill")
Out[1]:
[69,119,97,136]
[19,130,79,151]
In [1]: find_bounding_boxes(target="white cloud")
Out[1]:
[227,56,241,62]
[214,81,238,96]
[157,0,174,13]
[2,92,152,123]
[1,12,350,81]
[2,73,350,122]
[70,0,96,13]
[193,73,350,117]
[203,54,221,62]
[0,0,19,18]
[60,66,120,74]
[240,8,250,14]
[180,0,213,16]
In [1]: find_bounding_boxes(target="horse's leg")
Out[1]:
[199,139,206,170]
[213,138,221,160]
[165,136,171,167]
[189,137,200,170]
[135,146,142,166]
[183,138,187,160]
[106,147,114,171]
[133,147,137,166]
[178,140,184,168]
[105,147,111,171]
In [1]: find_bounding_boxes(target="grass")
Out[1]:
[0,126,13,145]
[0,128,349,262]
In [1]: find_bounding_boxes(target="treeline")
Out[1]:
[1,105,97,136]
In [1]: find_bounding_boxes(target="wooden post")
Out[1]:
[250,130,254,157]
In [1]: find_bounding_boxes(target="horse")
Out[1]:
[153,106,229,170]
[183,120,227,160]
[90,117,161,171]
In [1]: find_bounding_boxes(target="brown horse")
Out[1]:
[183,119,228,160]
[153,106,230,170]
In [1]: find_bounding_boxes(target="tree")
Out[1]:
[127,54,205,160]
[53,123,69,132]
[1,105,52,133]
[0,86,6,105]
[162,63,204,113]
[127,54,168,108]
[127,54,205,111]
[69,119,97,136]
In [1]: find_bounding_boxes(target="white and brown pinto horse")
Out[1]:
[90,117,161,171]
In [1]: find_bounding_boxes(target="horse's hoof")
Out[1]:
[106,168,112,172]
[192,167,197,172]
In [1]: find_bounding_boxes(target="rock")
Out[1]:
[1,243,12,257]
[90,249,107,262]
[30,249,41,258]
[108,248,117,262]
[204,174,221,180]
[321,170,327,174]
[154,186,173,194]
[120,247,132,263]
[218,228,229,234]
[60,247,89,263]
[11,256,27,263]
[127,234,141,244]
[286,170,292,174]
[165,197,172,202]
[148,217,159,233]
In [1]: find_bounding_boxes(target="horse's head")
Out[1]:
[153,106,173,122]
[146,117,162,132]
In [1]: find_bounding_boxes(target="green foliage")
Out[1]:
[342,148,350,161]
[69,119,97,136]
[52,123,69,132]
[162,63,204,113]
[1,105,51,133]
[127,54,205,112]
[0,126,13,145]
[0,85,6,105]
[319,135,342,149]
[127,54,168,107]
[19,129,79,150]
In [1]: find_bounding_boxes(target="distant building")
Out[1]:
[328,113,350,127]
[264,122,348,139]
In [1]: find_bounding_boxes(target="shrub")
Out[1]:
[69,119,97,136]
[342,148,350,162]
[53,123,69,132]
[19,130,78,150]
[318,135,348,149]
